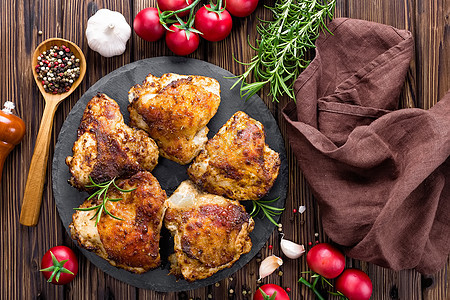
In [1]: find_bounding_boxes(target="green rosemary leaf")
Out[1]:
[108,198,123,202]
[94,206,103,226]
[73,204,102,211]
[232,0,335,102]
[103,205,124,221]
[112,180,137,193]
[74,177,135,226]
[251,198,284,226]
[256,197,280,204]
[259,204,284,213]
[86,190,102,201]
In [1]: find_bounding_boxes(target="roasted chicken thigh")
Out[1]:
[188,111,280,200]
[70,171,167,273]
[128,73,221,165]
[66,93,159,190]
[164,180,254,281]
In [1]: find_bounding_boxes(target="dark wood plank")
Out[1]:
[0,0,65,299]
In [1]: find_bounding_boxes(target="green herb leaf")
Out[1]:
[73,177,136,226]
[232,0,336,102]
[251,197,284,226]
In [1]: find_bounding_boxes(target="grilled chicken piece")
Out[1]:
[188,111,280,201]
[128,73,221,165]
[164,180,254,281]
[70,171,167,273]
[66,93,159,190]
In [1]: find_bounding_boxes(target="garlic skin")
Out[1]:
[86,9,131,57]
[280,236,305,259]
[259,255,283,280]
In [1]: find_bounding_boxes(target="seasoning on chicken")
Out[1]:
[70,171,167,273]
[128,73,221,165]
[164,180,254,281]
[66,93,159,190]
[188,111,280,201]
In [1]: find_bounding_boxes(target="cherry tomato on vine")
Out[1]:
[40,246,78,285]
[225,0,259,17]
[306,243,345,279]
[336,269,373,300]
[165,23,200,56]
[253,284,290,300]
[194,4,233,42]
[157,0,193,17]
[134,7,166,42]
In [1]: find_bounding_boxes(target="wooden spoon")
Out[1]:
[20,38,86,226]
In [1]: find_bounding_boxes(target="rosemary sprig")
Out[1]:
[231,0,336,102]
[74,177,136,226]
[250,197,284,226]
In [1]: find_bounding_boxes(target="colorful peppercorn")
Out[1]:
[35,45,80,94]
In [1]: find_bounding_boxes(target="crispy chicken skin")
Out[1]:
[70,171,167,273]
[128,73,221,165]
[66,93,159,190]
[164,180,254,281]
[188,111,280,201]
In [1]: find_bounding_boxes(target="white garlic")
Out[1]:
[259,255,283,280]
[298,205,306,214]
[280,235,305,259]
[86,9,131,57]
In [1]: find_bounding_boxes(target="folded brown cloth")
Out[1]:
[283,18,450,274]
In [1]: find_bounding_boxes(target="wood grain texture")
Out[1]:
[0,0,448,299]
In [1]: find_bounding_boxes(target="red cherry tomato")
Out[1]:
[134,7,166,42]
[40,246,78,285]
[157,0,193,17]
[336,269,373,300]
[225,0,259,17]
[165,24,200,56]
[194,5,233,42]
[306,243,345,279]
[253,284,290,300]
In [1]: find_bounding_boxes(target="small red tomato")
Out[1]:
[225,0,259,17]
[40,246,78,285]
[306,243,345,279]
[336,269,373,300]
[134,7,166,42]
[253,284,290,300]
[157,0,193,17]
[165,24,200,56]
[195,5,233,42]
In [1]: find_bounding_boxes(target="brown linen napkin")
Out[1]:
[282,18,450,274]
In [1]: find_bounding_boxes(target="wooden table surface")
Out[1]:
[1,0,448,299]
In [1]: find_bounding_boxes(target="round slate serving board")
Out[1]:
[52,56,288,292]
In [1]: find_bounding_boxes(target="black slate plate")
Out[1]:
[52,57,288,292]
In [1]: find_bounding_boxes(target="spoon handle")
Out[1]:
[20,101,59,226]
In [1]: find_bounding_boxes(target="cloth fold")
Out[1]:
[282,18,450,274]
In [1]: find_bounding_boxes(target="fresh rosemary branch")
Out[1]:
[231,0,336,102]
[74,177,136,226]
[250,197,284,226]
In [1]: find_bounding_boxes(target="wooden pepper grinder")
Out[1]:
[0,101,26,182]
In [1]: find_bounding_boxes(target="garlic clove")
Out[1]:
[298,205,306,214]
[280,236,305,259]
[259,255,283,280]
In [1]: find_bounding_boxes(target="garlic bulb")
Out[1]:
[259,255,283,280]
[280,235,305,259]
[86,9,131,57]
